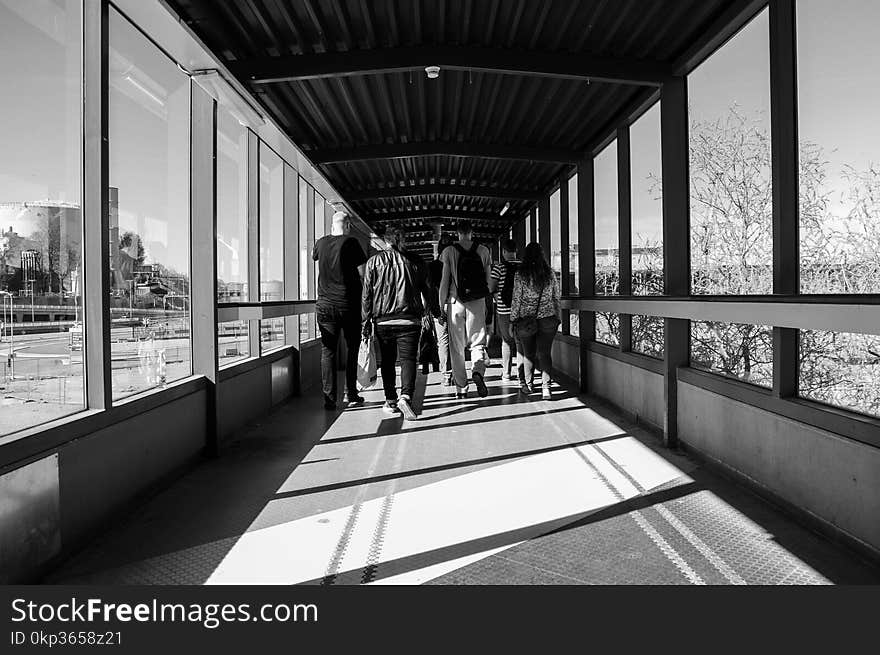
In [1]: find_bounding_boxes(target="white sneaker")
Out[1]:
[382,401,401,415]
[397,396,418,421]
[541,386,552,401]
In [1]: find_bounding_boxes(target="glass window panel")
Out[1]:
[568,174,579,295]
[218,320,249,367]
[299,177,308,301]
[630,103,663,296]
[259,144,283,302]
[799,330,880,416]
[688,9,772,295]
[108,9,191,400]
[314,190,325,293]
[691,321,772,387]
[550,188,561,278]
[594,140,619,296]
[570,313,580,337]
[595,312,620,346]
[632,315,664,359]
[0,0,84,435]
[216,105,248,304]
[798,0,880,294]
[260,317,285,353]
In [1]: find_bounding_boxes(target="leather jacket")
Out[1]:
[362,248,439,323]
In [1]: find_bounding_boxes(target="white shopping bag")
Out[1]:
[356,333,378,390]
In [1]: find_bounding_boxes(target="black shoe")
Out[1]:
[346,394,365,407]
[472,372,488,398]
[323,396,337,411]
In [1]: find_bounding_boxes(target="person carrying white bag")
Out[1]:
[356,324,378,390]
[360,226,443,421]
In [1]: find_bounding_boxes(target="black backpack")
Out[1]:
[500,260,518,308]
[454,243,489,302]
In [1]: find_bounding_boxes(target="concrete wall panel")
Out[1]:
[551,338,580,384]
[58,390,207,548]
[587,352,664,430]
[678,381,880,554]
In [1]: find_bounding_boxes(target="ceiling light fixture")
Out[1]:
[499,202,510,216]
[425,65,441,79]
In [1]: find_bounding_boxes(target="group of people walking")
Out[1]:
[313,211,561,422]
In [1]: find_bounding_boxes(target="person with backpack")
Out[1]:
[489,239,521,383]
[438,220,493,398]
[510,242,561,401]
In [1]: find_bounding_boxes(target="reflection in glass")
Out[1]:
[594,141,619,345]
[217,105,248,304]
[567,174,579,295]
[688,9,771,295]
[0,0,84,435]
[800,330,880,417]
[259,144,283,302]
[632,315,664,359]
[691,321,772,387]
[595,312,620,347]
[798,0,880,293]
[260,318,285,353]
[108,8,191,400]
[630,103,663,296]
[218,320,249,367]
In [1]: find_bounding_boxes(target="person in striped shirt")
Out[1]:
[489,239,521,382]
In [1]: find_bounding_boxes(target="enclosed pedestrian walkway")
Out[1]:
[47,367,878,585]
[3,0,880,585]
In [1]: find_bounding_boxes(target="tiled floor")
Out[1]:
[48,366,880,585]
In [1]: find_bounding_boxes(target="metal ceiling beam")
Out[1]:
[307,141,581,164]
[229,45,672,86]
[346,183,541,201]
[366,208,513,222]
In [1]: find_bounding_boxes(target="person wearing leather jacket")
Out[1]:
[361,226,442,421]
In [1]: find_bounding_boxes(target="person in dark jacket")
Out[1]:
[362,227,440,420]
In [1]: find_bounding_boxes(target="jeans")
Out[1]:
[515,316,560,388]
[317,305,360,402]
[447,297,490,391]
[434,316,451,378]
[495,312,519,379]
[375,323,421,401]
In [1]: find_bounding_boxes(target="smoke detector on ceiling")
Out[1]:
[425,65,441,79]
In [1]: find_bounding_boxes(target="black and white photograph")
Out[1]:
[1,0,878,649]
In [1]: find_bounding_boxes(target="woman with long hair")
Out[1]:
[509,242,561,400]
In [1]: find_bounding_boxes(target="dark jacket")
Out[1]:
[362,247,438,323]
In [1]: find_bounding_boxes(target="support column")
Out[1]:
[82,0,111,410]
[617,125,633,351]
[660,76,690,448]
[529,207,537,244]
[559,174,571,334]
[246,130,261,358]
[770,0,799,399]
[538,195,551,263]
[577,158,596,393]
[190,83,219,454]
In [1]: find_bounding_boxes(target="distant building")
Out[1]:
[0,201,81,295]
